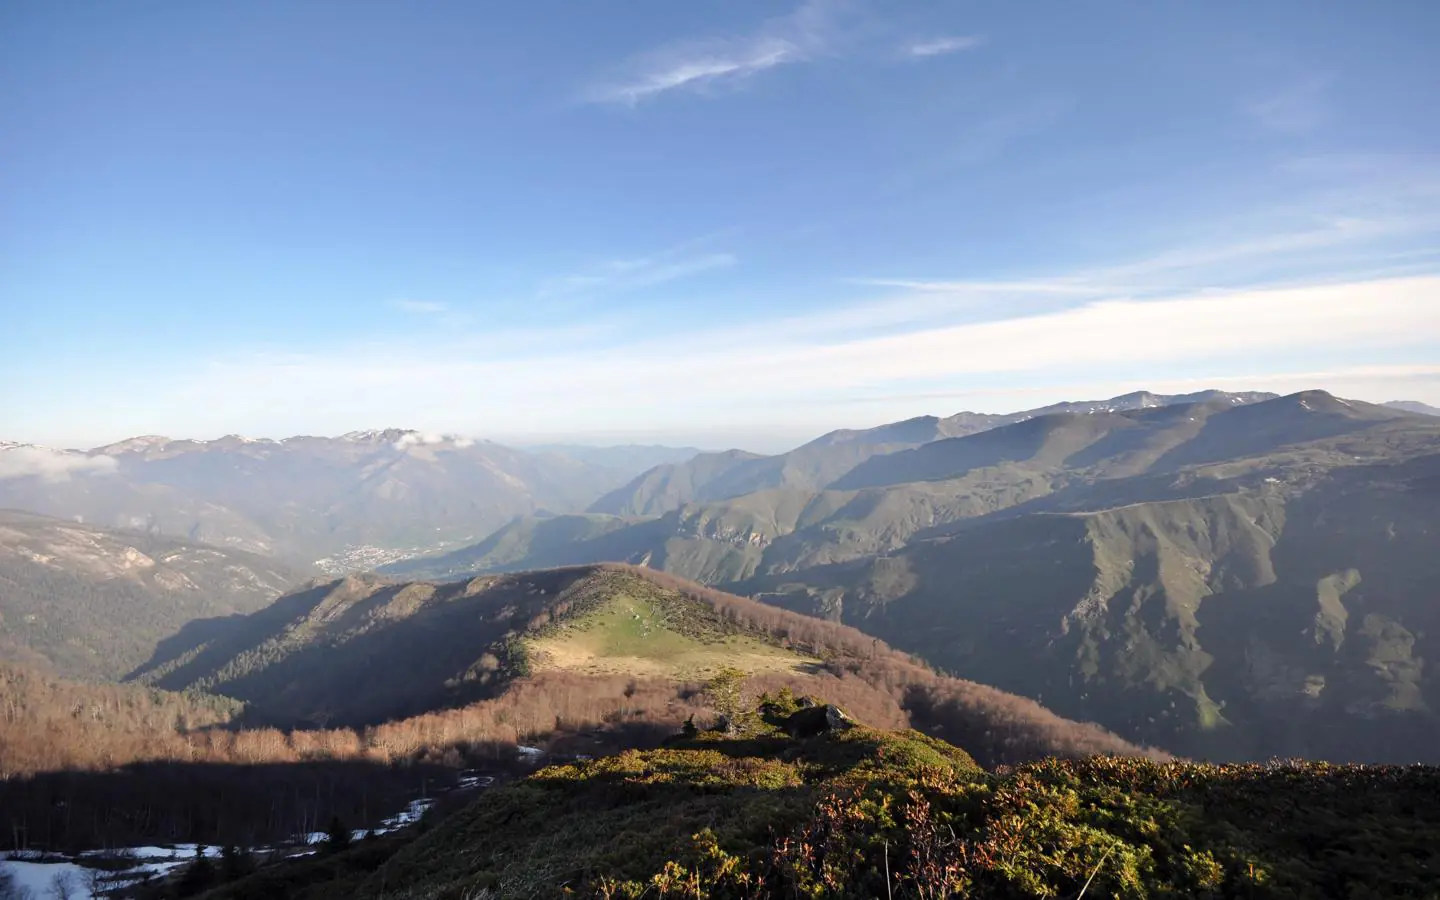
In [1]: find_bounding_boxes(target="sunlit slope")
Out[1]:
[522,575,817,678]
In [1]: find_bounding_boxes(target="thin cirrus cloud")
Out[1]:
[583,39,799,105]
[391,299,449,314]
[1245,75,1333,133]
[537,252,737,298]
[580,0,840,104]
[857,215,1420,302]
[906,35,983,58]
[580,4,983,104]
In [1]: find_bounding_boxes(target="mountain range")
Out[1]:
[5,387,1439,764]
[382,390,1440,762]
[588,390,1278,516]
[0,430,681,570]
[389,390,1419,587]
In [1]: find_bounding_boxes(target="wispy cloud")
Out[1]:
[1246,75,1332,134]
[906,35,982,58]
[877,98,1071,194]
[391,299,448,314]
[581,0,843,104]
[584,40,799,105]
[538,248,736,298]
[811,216,1432,345]
[857,214,1425,303]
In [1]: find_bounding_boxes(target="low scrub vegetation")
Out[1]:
[208,685,1440,899]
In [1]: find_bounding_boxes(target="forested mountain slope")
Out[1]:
[131,565,1156,765]
[751,448,1440,762]
[1,564,1160,853]
[0,510,302,679]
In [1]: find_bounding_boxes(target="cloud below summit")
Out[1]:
[0,447,118,482]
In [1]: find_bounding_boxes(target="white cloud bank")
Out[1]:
[0,446,118,481]
[392,432,475,450]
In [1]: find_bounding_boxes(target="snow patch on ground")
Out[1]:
[0,860,92,899]
[1,771,500,893]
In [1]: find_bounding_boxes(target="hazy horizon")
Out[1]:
[12,382,1435,456]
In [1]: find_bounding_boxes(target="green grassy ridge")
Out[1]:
[517,570,815,678]
[131,567,835,727]
[210,704,1440,899]
[527,571,764,648]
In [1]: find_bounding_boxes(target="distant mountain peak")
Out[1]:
[1108,390,1162,407]
[1279,389,1356,414]
[211,433,273,445]
[339,428,419,443]
[1385,400,1440,417]
[337,428,478,450]
[94,435,174,454]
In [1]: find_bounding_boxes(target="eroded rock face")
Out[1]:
[783,704,854,738]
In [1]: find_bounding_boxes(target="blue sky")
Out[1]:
[3,0,1438,451]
